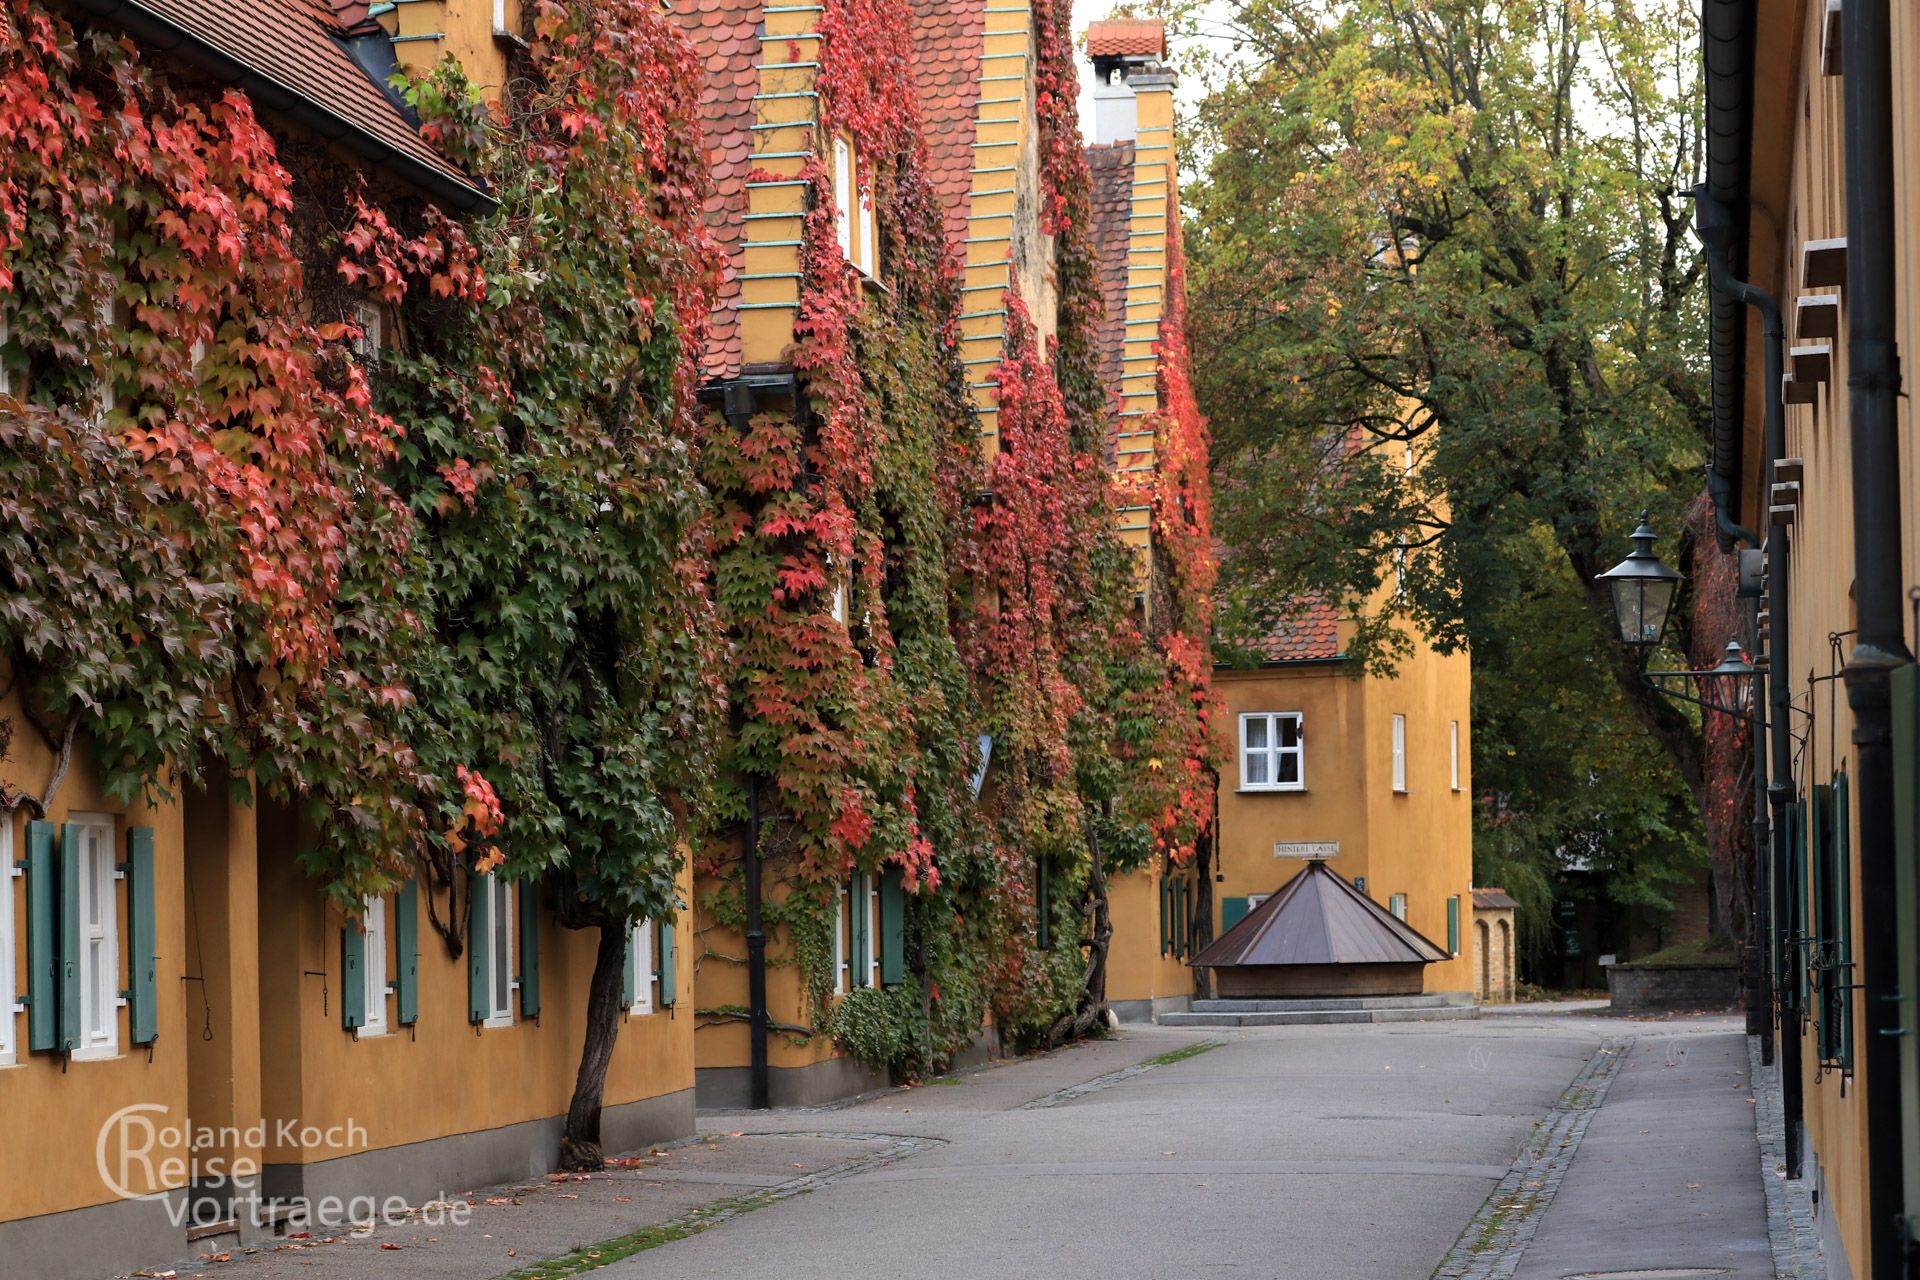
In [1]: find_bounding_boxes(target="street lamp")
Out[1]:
[1597,516,1762,727]
[1598,512,1684,649]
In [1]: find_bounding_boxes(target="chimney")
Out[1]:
[1086,17,1171,145]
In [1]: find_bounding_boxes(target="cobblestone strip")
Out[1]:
[1429,1037,1634,1280]
[1015,1040,1226,1110]
[1748,1036,1828,1280]
[496,1132,944,1279]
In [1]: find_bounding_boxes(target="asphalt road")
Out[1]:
[608,1019,1617,1280]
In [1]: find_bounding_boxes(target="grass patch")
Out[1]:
[1630,938,1737,966]
[1142,1039,1224,1068]
[498,1185,795,1279]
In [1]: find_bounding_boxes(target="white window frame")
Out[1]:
[861,876,879,988]
[1450,720,1462,791]
[70,813,120,1061]
[629,917,655,1015]
[833,882,849,995]
[1238,712,1304,792]
[0,821,15,1066]
[1388,893,1408,921]
[833,137,854,261]
[0,308,11,397]
[856,158,876,277]
[361,893,389,1037]
[1391,714,1408,793]
[351,299,383,362]
[96,296,118,420]
[485,875,514,1028]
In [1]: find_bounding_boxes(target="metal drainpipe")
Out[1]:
[1698,189,1801,1172]
[723,382,772,1111]
[1839,1,1913,1269]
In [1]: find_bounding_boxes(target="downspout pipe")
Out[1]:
[719,379,772,1112]
[1696,184,1798,1168]
[1839,2,1913,1269]
[1700,0,1755,553]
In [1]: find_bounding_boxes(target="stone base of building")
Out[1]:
[1110,994,1192,1024]
[0,1188,193,1280]
[1605,962,1741,1011]
[695,1055,888,1109]
[261,1088,695,1228]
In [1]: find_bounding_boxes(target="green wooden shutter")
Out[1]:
[622,923,636,1007]
[126,827,157,1044]
[395,879,419,1026]
[1892,665,1920,1220]
[340,912,366,1031]
[518,879,540,1020]
[1832,772,1854,1068]
[24,820,56,1051]
[1036,858,1051,951]
[879,866,905,985]
[658,915,676,1007]
[850,873,869,987]
[1811,784,1834,1053]
[58,823,81,1052]
[1221,896,1250,932]
[467,872,489,1024]
[1790,799,1809,1014]
[1447,896,1461,956]
[1159,875,1171,955]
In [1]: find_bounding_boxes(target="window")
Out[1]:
[830,579,847,625]
[70,814,119,1060]
[0,307,11,397]
[1391,714,1408,793]
[485,875,514,1027]
[96,296,119,421]
[361,894,389,1036]
[1239,713,1304,791]
[833,136,854,261]
[1450,721,1462,791]
[833,881,849,994]
[856,160,876,276]
[351,300,383,362]
[629,917,655,1015]
[1388,893,1407,921]
[0,820,14,1065]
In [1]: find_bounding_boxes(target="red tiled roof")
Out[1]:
[911,0,990,255]
[1086,18,1165,59]
[1246,594,1344,662]
[667,0,768,380]
[124,0,483,202]
[1086,140,1136,401]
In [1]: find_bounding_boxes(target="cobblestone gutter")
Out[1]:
[1748,1036,1827,1279]
[1430,1037,1634,1280]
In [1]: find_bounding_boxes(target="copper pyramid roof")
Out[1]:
[1191,860,1449,968]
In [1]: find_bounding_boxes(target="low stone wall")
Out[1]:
[1606,962,1741,1011]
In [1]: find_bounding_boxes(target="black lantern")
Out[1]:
[1597,513,1683,648]
[1694,639,1756,716]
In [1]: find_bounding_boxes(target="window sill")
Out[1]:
[359,1025,390,1039]
[1236,785,1306,795]
[628,1004,655,1018]
[71,1045,120,1062]
[482,1013,515,1030]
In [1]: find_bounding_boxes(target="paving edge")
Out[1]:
[493,1131,945,1279]
[1428,1035,1634,1280]
[1015,1039,1226,1110]
[1748,1035,1828,1280]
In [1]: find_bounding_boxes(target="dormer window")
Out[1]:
[831,135,878,278]
[351,299,383,362]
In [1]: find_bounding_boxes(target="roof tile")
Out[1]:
[667,0,769,380]
[132,0,479,196]
[1086,18,1165,59]
[910,0,990,253]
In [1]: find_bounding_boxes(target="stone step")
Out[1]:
[1191,992,1471,1014]
[1159,1005,1480,1028]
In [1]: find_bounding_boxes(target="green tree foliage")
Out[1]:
[1182,0,1722,939]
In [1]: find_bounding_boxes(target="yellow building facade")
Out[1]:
[1089,22,1476,1019]
[0,7,694,1277]
[1705,2,1920,1273]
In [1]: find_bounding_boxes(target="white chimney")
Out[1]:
[1092,67,1137,145]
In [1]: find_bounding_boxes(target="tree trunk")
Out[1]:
[559,920,627,1171]
[1047,825,1113,1047]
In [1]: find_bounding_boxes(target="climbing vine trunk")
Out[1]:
[560,921,628,1170]
[1050,827,1113,1047]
